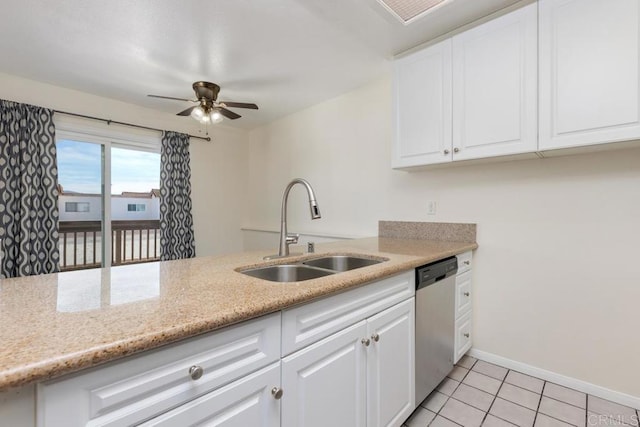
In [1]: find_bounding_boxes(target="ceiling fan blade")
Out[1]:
[219,108,241,120]
[177,106,197,116]
[220,101,259,110]
[148,94,197,102]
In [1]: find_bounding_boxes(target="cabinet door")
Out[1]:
[454,311,473,365]
[452,3,537,160]
[366,299,415,427]
[393,39,452,168]
[138,362,280,427]
[539,0,640,150]
[281,321,367,427]
[455,270,472,319]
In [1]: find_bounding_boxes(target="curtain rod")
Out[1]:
[54,110,212,142]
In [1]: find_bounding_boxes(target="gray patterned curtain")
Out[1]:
[159,131,196,260]
[0,100,60,278]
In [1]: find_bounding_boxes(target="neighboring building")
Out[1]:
[58,187,160,221]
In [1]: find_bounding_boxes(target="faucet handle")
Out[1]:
[286,234,299,245]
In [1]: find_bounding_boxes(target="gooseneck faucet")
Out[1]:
[265,178,321,260]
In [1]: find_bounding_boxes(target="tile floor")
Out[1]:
[404,355,640,427]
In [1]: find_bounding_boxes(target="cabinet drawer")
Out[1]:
[282,271,414,356]
[138,362,281,427]
[37,313,281,427]
[455,270,472,319]
[456,251,472,273]
[454,311,472,364]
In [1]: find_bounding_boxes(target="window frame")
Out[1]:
[55,115,161,268]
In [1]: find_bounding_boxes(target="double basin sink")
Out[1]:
[240,255,387,283]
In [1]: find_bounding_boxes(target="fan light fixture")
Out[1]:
[190,105,223,124]
[148,81,258,123]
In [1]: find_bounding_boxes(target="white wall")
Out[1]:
[245,77,640,398]
[0,72,248,256]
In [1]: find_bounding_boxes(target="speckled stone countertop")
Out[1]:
[0,237,476,391]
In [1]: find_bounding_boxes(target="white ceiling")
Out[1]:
[0,0,521,129]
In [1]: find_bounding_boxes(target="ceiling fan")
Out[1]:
[148,81,258,124]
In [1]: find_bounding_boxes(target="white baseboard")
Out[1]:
[468,348,640,410]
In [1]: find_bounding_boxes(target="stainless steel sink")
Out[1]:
[241,264,334,282]
[303,255,383,272]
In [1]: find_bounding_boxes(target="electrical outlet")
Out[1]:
[427,201,436,215]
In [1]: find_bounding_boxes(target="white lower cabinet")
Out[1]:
[453,252,473,364]
[281,320,368,427]
[36,272,416,427]
[37,313,282,427]
[366,299,415,427]
[281,298,415,427]
[139,362,281,427]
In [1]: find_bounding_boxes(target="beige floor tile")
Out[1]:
[505,371,545,394]
[464,371,503,395]
[405,407,436,427]
[484,414,518,427]
[437,378,461,396]
[539,396,586,427]
[431,415,462,427]
[440,397,487,427]
[458,355,478,369]
[535,413,575,427]
[453,383,496,412]
[544,383,586,409]
[490,398,537,427]
[449,365,470,382]
[588,396,638,426]
[499,383,542,410]
[473,361,509,381]
[421,391,449,413]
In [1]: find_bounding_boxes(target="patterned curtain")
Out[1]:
[0,100,60,278]
[159,131,196,260]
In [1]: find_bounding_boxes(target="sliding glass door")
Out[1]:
[56,136,160,271]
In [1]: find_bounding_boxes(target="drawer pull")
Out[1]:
[464,260,470,265]
[271,387,283,400]
[464,292,470,297]
[444,149,450,155]
[371,333,380,342]
[463,333,470,338]
[188,365,204,380]
[361,338,371,347]
[454,147,460,153]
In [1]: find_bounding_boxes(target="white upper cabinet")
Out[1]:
[393,39,452,168]
[539,0,640,150]
[452,3,538,160]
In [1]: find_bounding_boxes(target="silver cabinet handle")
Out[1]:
[453,147,460,153]
[371,333,380,342]
[271,387,283,400]
[189,365,204,380]
[463,333,470,338]
[361,338,370,347]
[464,292,470,297]
[444,149,450,155]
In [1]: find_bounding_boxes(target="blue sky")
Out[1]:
[57,140,160,195]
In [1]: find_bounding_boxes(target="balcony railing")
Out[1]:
[59,220,161,271]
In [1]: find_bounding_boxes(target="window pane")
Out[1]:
[111,147,161,265]
[56,140,103,269]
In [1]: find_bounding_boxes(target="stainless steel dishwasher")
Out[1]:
[415,256,458,404]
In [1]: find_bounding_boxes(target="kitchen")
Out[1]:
[1,0,639,426]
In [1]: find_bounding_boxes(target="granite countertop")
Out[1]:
[0,235,477,391]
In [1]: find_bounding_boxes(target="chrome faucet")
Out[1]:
[265,178,321,260]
